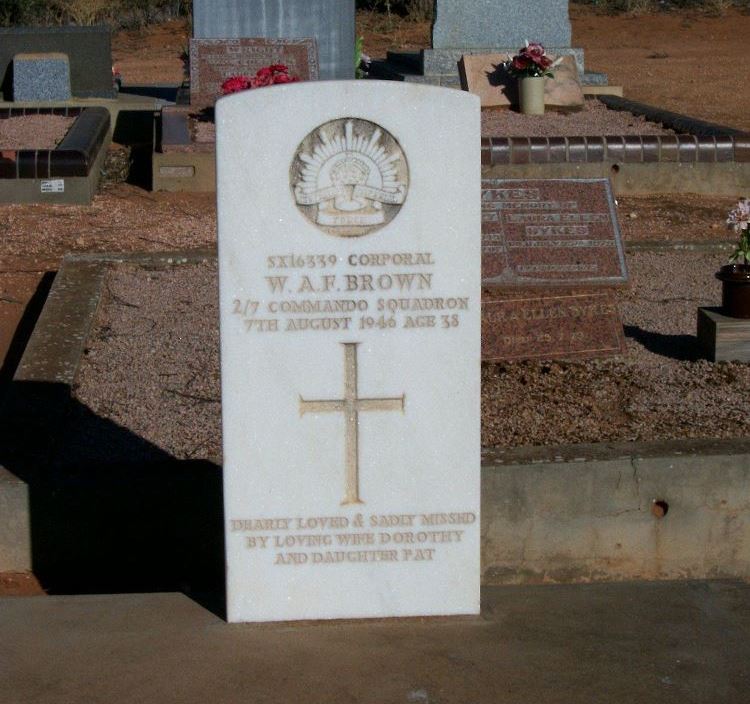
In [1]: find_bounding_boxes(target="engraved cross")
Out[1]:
[299,342,405,505]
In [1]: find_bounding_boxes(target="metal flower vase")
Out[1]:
[716,264,750,318]
[518,76,545,115]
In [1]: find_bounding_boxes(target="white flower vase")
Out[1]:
[519,76,545,115]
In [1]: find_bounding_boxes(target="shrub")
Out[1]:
[356,0,434,21]
[0,0,189,27]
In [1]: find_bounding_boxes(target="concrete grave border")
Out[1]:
[482,96,750,196]
[2,248,749,585]
[154,96,750,194]
[0,106,111,204]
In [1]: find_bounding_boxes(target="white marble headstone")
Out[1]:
[217,81,480,623]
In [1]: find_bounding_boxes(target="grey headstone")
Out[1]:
[193,0,355,80]
[433,0,572,50]
[422,47,584,77]
[366,0,607,88]
[0,26,114,100]
[13,53,71,102]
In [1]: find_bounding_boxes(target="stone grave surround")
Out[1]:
[0,106,111,205]
[217,80,481,622]
[193,0,355,81]
[0,26,115,100]
[480,178,628,361]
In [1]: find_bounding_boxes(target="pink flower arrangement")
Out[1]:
[220,64,300,95]
[727,198,750,264]
[505,42,558,79]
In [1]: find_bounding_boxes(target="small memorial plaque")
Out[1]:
[482,288,627,361]
[482,178,627,286]
[218,82,481,623]
[40,179,65,193]
[190,37,319,109]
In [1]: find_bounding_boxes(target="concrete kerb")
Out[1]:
[2,249,750,584]
[3,581,750,703]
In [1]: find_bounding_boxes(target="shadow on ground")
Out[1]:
[0,380,225,618]
[0,273,56,389]
[623,324,702,362]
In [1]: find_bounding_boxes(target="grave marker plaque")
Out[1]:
[481,178,627,286]
[459,54,583,109]
[482,288,626,361]
[481,178,628,361]
[190,38,319,109]
[217,82,481,623]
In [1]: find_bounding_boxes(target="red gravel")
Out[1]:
[72,248,749,460]
[481,99,675,137]
[0,115,75,150]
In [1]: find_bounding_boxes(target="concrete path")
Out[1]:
[2,580,749,703]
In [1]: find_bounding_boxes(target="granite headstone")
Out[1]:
[189,37,319,109]
[0,26,114,100]
[433,0,572,49]
[481,178,627,286]
[481,178,628,361]
[13,53,72,102]
[482,288,627,361]
[217,81,481,622]
[193,0,355,80]
[368,0,606,89]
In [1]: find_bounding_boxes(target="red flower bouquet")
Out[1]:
[505,42,557,79]
[220,64,301,95]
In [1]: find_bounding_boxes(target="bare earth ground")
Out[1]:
[1,6,749,590]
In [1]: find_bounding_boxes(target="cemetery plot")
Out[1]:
[59,247,747,468]
[0,107,111,205]
[0,113,74,150]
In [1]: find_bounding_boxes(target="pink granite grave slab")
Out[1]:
[459,54,584,109]
[481,178,628,286]
[482,287,627,361]
[189,37,319,109]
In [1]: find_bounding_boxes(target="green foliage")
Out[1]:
[354,35,365,78]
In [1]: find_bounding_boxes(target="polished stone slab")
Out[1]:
[189,37,319,109]
[0,26,114,99]
[481,178,627,286]
[459,54,583,109]
[482,287,626,361]
[12,53,71,102]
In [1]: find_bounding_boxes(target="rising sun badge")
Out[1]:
[290,118,409,237]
